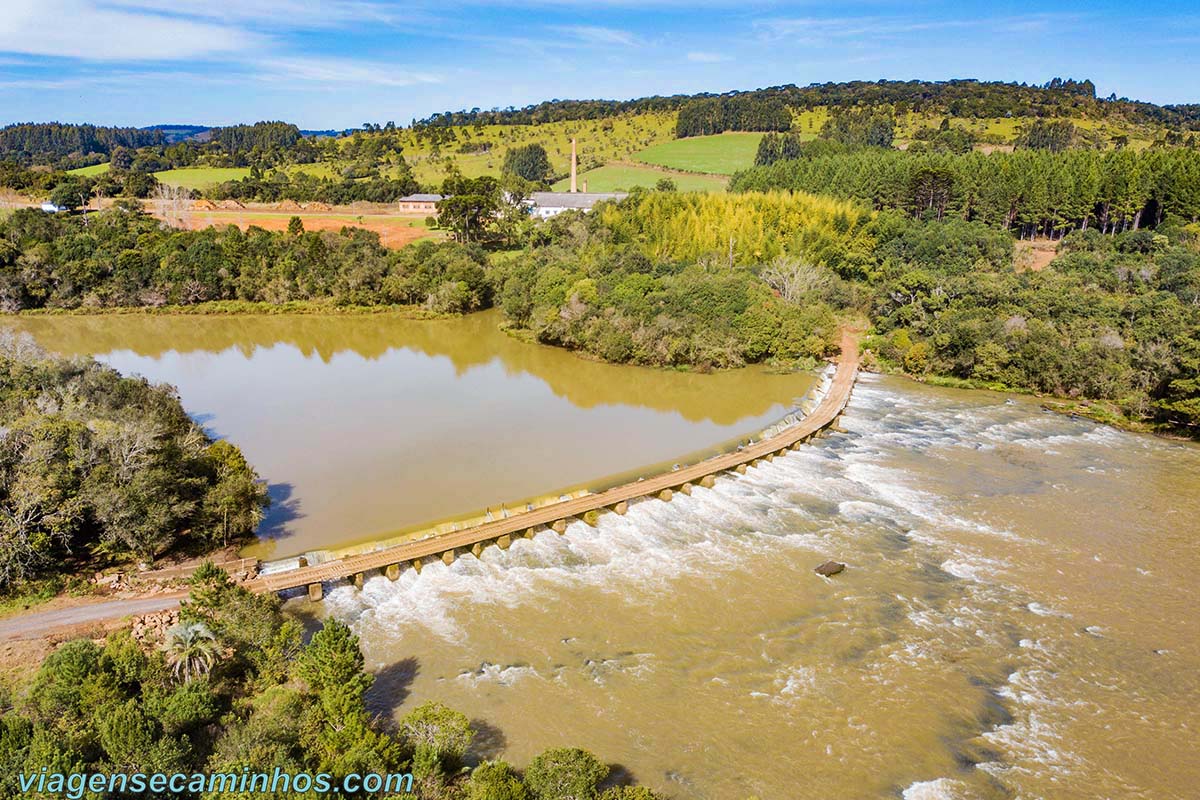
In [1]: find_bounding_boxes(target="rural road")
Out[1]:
[0,594,184,641]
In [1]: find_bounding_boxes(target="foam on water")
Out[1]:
[319,373,1137,798]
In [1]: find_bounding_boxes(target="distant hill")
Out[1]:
[141,124,211,143]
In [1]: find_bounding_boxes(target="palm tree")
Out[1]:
[162,621,219,682]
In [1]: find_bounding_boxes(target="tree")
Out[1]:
[524,748,608,800]
[295,619,371,700]
[654,178,677,192]
[760,255,831,303]
[437,175,500,243]
[162,621,219,682]
[399,700,474,774]
[465,760,531,800]
[503,144,553,184]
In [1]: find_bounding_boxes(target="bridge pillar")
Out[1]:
[551,519,568,534]
[411,558,423,574]
[735,464,748,474]
[612,501,629,515]
[497,534,512,549]
[699,474,716,489]
[658,488,673,502]
[678,482,693,496]
[581,509,601,527]
[441,550,456,566]
[297,556,308,568]
[764,453,774,463]
[385,563,400,581]
[352,572,364,591]
[307,582,323,602]
[471,542,484,558]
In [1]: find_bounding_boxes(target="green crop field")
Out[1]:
[635,133,769,175]
[551,164,727,193]
[67,163,111,177]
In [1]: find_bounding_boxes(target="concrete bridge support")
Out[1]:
[551,519,568,534]
[699,475,716,489]
[581,509,601,527]
[385,563,400,581]
[612,501,629,515]
[471,542,484,558]
[308,582,323,602]
[441,550,456,566]
[497,534,512,549]
[352,572,364,590]
[658,488,673,502]
[677,482,693,496]
[735,464,748,474]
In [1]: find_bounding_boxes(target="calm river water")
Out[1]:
[11,314,1199,798]
[6,312,814,558]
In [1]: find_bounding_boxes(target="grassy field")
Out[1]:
[550,163,727,193]
[635,133,768,175]
[67,163,112,177]
[153,167,252,190]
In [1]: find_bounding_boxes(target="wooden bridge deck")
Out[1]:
[247,332,861,597]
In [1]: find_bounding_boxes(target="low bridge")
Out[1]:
[247,332,861,601]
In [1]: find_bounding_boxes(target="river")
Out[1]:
[6,311,814,559]
[10,314,1199,798]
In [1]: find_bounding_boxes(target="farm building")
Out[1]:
[397,194,444,214]
[523,137,626,217]
[525,192,628,218]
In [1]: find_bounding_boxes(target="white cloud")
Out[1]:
[0,0,259,61]
[257,57,441,87]
[103,0,416,28]
[687,51,729,63]
[548,25,637,47]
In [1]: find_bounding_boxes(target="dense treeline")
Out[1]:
[675,96,792,138]
[865,216,1200,431]
[0,208,489,313]
[415,78,1200,131]
[0,123,164,167]
[0,337,267,590]
[820,108,896,148]
[491,192,872,368]
[206,166,421,205]
[731,147,1200,237]
[0,569,667,799]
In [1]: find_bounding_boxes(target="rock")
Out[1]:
[815,560,846,577]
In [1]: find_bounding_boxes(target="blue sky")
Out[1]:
[0,0,1197,128]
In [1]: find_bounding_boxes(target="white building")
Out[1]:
[525,192,628,218]
[40,202,66,213]
[523,137,627,218]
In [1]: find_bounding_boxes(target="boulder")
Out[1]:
[815,560,846,577]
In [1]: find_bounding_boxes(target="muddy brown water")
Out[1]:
[6,311,815,559]
[10,315,1198,798]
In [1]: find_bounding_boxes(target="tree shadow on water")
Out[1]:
[465,718,508,764]
[366,656,421,718]
[258,482,304,540]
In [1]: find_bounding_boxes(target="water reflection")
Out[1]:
[7,311,815,557]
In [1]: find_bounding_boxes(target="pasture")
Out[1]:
[550,164,727,193]
[635,133,767,175]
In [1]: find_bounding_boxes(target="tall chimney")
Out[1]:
[583,179,588,193]
[570,138,578,193]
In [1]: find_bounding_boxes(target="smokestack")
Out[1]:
[570,138,578,193]
[583,179,588,193]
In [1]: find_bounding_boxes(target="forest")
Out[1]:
[0,208,490,313]
[0,336,267,593]
[0,566,666,800]
[674,96,792,138]
[731,146,1200,238]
